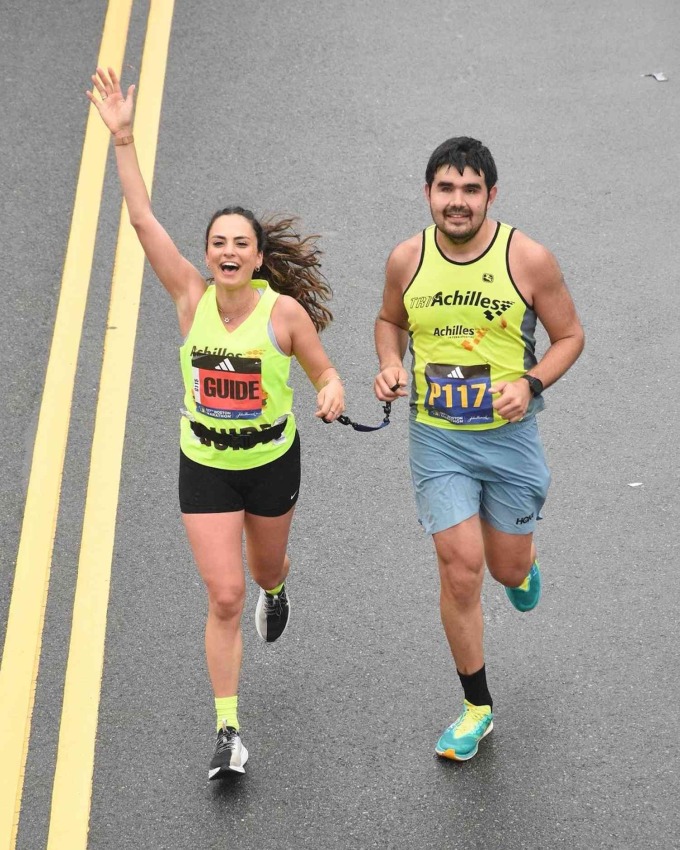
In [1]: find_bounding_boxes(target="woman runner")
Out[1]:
[87,67,345,778]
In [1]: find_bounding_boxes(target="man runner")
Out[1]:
[374,136,584,761]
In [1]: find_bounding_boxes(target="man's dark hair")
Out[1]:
[425,137,498,190]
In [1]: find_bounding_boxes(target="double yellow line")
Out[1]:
[0,1,174,847]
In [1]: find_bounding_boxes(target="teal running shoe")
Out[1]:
[505,561,541,612]
[435,700,493,761]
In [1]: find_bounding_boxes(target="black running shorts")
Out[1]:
[179,431,301,516]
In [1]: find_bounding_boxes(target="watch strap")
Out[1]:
[520,374,543,396]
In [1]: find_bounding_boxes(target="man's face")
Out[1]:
[425,165,497,244]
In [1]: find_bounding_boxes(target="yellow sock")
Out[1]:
[265,581,284,595]
[215,695,239,732]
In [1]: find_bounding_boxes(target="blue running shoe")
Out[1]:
[435,700,493,761]
[505,561,541,612]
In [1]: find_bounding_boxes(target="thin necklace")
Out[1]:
[217,291,255,325]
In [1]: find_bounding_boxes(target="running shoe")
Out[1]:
[255,584,290,642]
[208,723,248,779]
[505,561,541,612]
[435,700,493,761]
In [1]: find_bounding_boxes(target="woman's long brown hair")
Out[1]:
[205,207,333,332]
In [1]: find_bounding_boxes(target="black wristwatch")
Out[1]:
[521,374,544,397]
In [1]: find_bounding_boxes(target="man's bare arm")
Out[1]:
[374,238,420,401]
[491,234,584,422]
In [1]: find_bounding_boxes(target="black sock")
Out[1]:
[457,665,493,710]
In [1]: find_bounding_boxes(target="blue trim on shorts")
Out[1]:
[408,416,551,535]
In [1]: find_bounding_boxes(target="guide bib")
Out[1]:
[179,282,296,469]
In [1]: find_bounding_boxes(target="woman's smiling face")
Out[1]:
[205,214,264,287]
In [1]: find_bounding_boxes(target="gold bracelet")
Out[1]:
[113,134,134,146]
[323,375,343,386]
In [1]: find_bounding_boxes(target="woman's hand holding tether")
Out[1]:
[315,375,345,422]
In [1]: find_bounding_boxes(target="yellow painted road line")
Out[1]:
[0,2,133,848]
[46,2,175,847]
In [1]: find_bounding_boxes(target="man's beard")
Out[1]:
[438,204,488,244]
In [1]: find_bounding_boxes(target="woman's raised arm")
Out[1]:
[87,67,204,316]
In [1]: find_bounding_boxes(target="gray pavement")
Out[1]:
[1,0,679,848]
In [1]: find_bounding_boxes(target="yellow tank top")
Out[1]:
[179,281,296,469]
[404,223,543,430]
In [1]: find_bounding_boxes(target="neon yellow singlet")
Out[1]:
[179,281,296,469]
[404,223,544,431]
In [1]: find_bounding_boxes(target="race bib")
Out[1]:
[192,354,263,420]
[424,363,493,425]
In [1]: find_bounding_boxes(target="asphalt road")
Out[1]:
[1,1,679,848]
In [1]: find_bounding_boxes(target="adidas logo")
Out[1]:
[446,367,465,379]
[215,358,236,371]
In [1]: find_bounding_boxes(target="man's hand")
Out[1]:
[374,366,409,402]
[489,379,531,423]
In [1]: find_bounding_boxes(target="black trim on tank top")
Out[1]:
[402,228,427,300]
[433,220,500,266]
[505,227,533,311]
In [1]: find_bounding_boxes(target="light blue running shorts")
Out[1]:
[409,415,551,536]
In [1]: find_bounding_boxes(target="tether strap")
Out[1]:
[189,418,287,449]
[324,401,392,432]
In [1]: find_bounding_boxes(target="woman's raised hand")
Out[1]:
[86,66,135,136]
